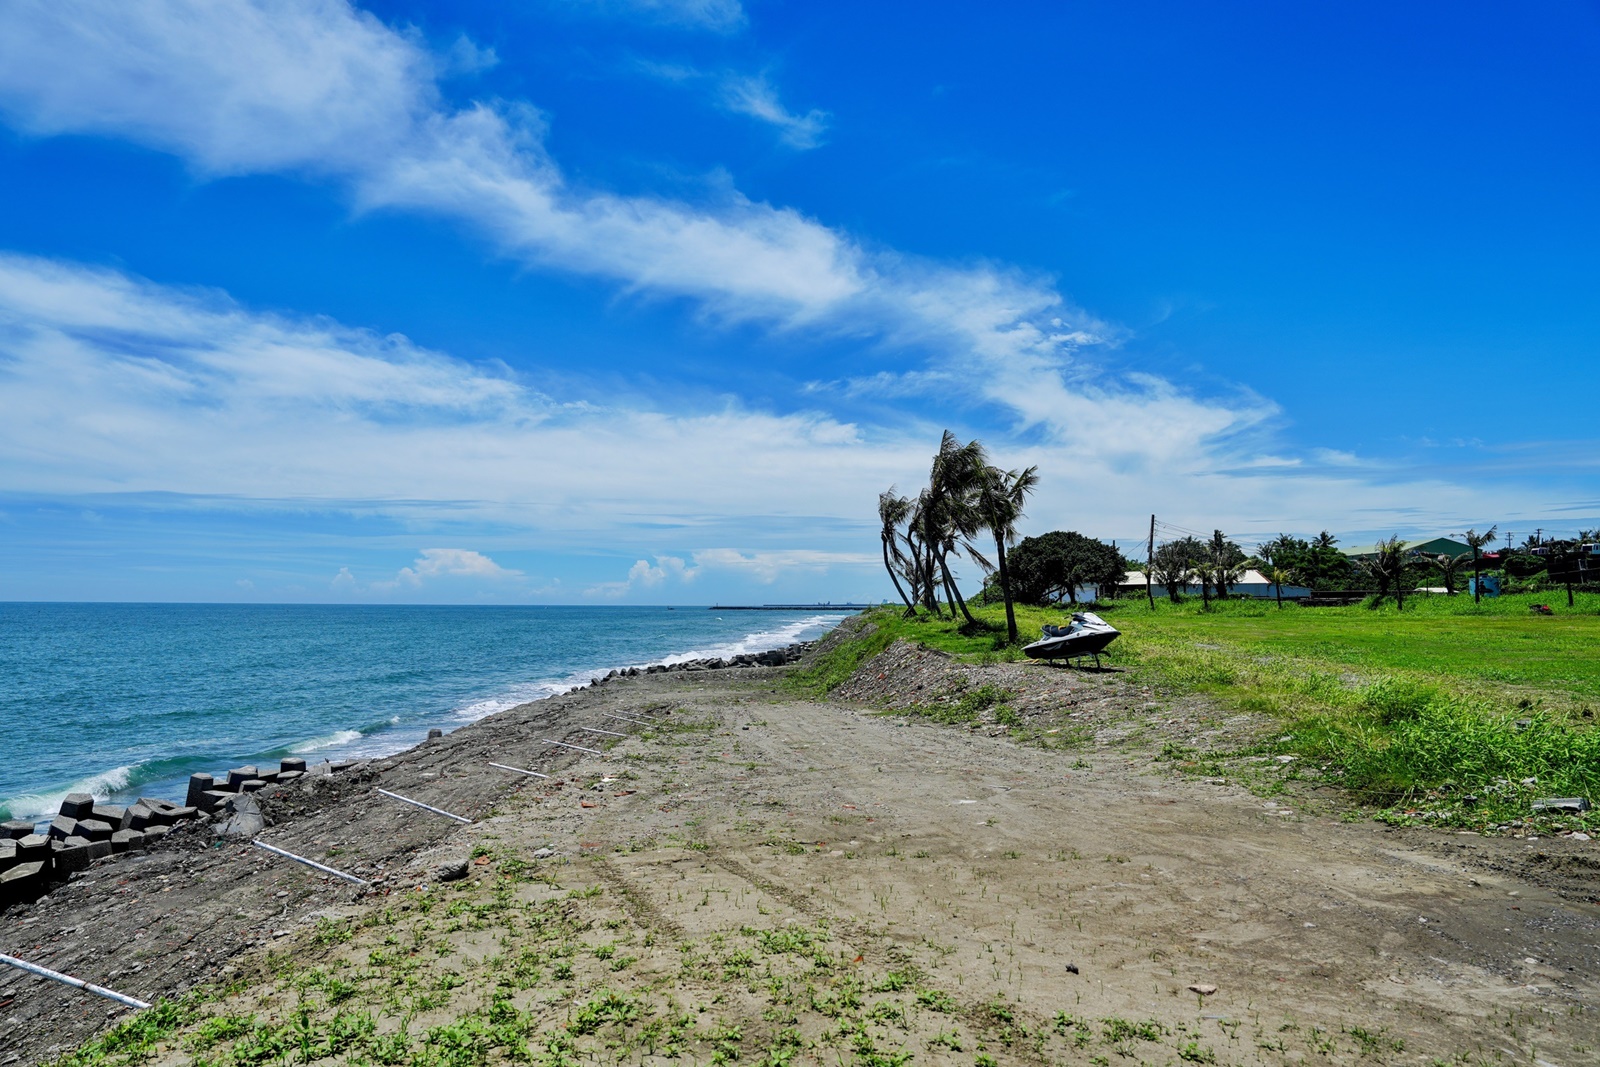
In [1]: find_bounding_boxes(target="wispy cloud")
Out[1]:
[568,0,745,32]
[0,252,921,542]
[0,0,1131,445]
[0,252,1581,573]
[0,4,1577,557]
[388,547,521,587]
[718,74,830,149]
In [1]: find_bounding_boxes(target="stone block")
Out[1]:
[91,804,126,826]
[76,819,114,842]
[185,774,215,808]
[168,805,197,821]
[53,842,94,874]
[48,815,79,841]
[16,834,49,860]
[226,767,259,790]
[125,803,154,829]
[198,790,233,814]
[143,825,171,843]
[0,860,46,901]
[0,839,15,871]
[111,829,146,853]
[2,819,34,839]
[139,797,179,813]
[85,840,112,861]
[216,795,264,838]
[279,757,307,774]
[59,793,95,820]
[275,771,303,784]
[329,760,356,772]
[239,779,267,793]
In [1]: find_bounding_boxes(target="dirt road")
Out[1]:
[3,642,1596,1066]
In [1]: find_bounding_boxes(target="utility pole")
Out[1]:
[1147,514,1156,610]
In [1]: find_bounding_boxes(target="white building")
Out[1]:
[1116,570,1312,600]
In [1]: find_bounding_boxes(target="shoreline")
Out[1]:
[1,612,843,826]
[3,627,1598,1065]
[0,642,823,1066]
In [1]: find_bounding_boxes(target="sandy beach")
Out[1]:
[3,625,1597,1066]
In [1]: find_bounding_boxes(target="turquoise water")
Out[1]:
[0,604,842,822]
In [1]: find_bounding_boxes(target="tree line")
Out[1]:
[879,433,1595,624]
[877,431,1039,643]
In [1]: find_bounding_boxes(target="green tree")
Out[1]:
[1202,530,1247,607]
[1461,526,1498,604]
[1359,536,1413,610]
[877,490,916,616]
[1257,534,1309,608]
[1421,552,1464,596]
[972,464,1040,644]
[1150,537,1204,600]
[1009,531,1125,605]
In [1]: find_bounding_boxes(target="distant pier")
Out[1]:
[708,603,878,611]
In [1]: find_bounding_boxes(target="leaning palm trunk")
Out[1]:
[939,549,978,625]
[881,535,915,614]
[993,531,1018,643]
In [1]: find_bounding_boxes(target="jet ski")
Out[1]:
[1022,611,1120,666]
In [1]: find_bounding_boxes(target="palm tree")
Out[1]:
[877,490,916,616]
[1461,526,1498,604]
[1421,552,1464,596]
[920,431,989,627]
[973,464,1040,644]
[1151,538,1200,600]
[1202,530,1246,608]
[1360,536,1411,610]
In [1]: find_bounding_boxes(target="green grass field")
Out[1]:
[800,592,1600,831]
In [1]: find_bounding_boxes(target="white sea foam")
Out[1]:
[1,763,136,823]
[255,613,845,769]
[291,729,364,754]
[655,614,837,666]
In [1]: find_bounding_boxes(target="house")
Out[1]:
[1116,570,1312,600]
[1342,536,1472,560]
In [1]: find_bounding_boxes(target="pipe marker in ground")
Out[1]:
[0,952,152,1010]
[375,788,473,824]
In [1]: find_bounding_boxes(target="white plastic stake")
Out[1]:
[578,727,627,738]
[0,952,151,1010]
[542,738,603,755]
[376,788,473,823]
[488,761,550,779]
[251,839,370,886]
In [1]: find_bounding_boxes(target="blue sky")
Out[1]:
[0,0,1596,604]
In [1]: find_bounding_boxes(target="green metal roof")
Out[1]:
[1342,536,1473,559]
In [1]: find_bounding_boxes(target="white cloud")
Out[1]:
[692,548,878,584]
[0,0,1128,438]
[0,252,1579,566]
[392,547,520,586]
[0,252,922,542]
[0,6,1575,549]
[718,74,830,149]
[0,0,433,176]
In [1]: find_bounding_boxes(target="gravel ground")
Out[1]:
[2,635,1597,1066]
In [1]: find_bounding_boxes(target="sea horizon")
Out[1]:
[0,602,846,824]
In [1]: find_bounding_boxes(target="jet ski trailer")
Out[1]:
[1022,611,1120,667]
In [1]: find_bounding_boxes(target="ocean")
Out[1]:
[0,603,844,823]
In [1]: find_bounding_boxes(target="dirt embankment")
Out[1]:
[3,629,1597,1067]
